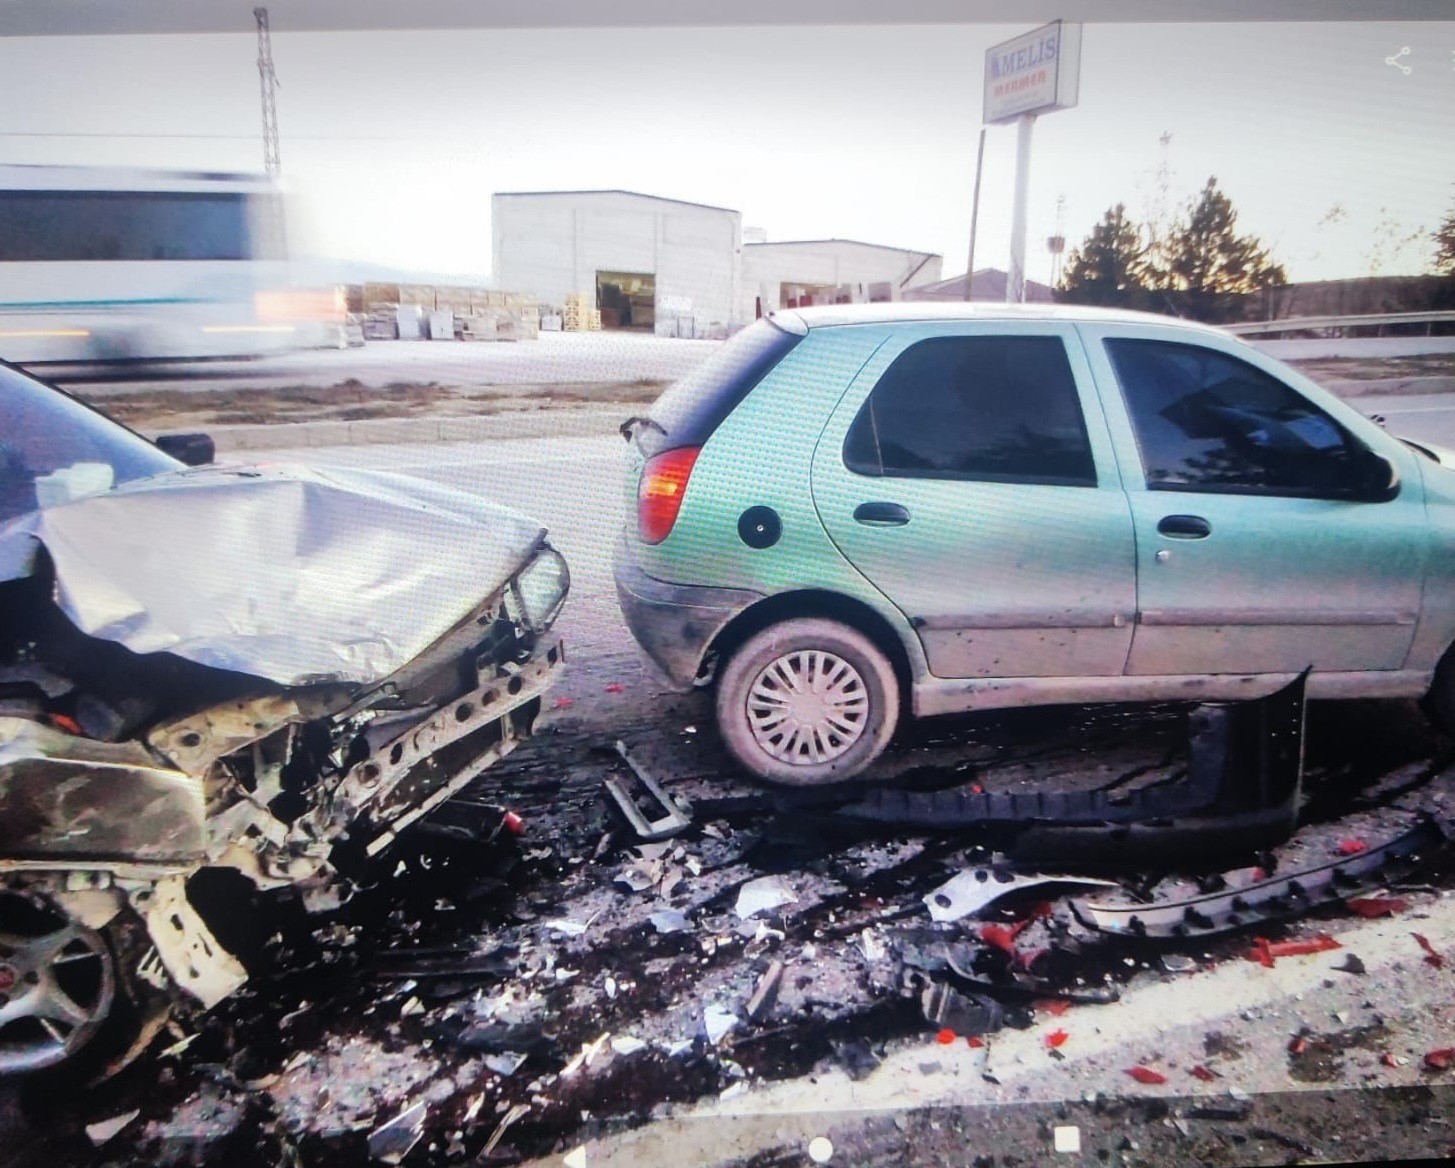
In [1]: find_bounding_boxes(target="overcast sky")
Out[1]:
[0,20,1450,285]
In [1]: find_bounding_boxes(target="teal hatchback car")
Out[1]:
[615,303,1455,785]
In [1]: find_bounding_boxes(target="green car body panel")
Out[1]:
[614,304,1455,725]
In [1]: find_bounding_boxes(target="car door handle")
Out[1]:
[854,501,911,527]
[1157,514,1212,539]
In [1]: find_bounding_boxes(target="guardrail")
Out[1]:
[1227,310,1455,338]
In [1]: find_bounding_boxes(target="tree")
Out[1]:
[1058,204,1150,307]
[1434,197,1455,276]
[1159,177,1287,320]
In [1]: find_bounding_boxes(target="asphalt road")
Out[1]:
[1363,392,1455,450]
[50,334,721,397]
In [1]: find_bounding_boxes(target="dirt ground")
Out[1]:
[86,378,668,432]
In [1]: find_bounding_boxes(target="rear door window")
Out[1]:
[1104,338,1371,498]
[642,316,801,457]
[843,334,1097,486]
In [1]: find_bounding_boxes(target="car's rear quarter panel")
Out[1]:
[630,325,928,670]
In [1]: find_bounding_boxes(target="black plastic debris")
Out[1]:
[1071,816,1451,939]
[943,947,1122,1006]
[1333,953,1368,976]
[837,671,1311,860]
[921,982,1005,1037]
[831,1037,883,1081]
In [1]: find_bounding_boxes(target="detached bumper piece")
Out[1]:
[834,672,1310,860]
[1070,815,1452,940]
[602,740,693,843]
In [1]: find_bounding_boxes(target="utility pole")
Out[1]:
[254,7,281,178]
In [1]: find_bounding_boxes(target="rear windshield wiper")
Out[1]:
[619,416,667,444]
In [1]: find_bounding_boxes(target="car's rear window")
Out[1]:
[642,316,801,456]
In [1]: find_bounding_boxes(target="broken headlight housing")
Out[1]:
[511,544,570,633]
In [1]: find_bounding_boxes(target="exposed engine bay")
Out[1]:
[0,458,569,1075]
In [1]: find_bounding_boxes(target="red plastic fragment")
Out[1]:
[1381,1053,1400,1068]
[1016,947,1049,972]
[966,1035,984,1049]
[500,811,526,836]
[1414,933,1447,969]
[1247,933,1342,966]
[552,696,575,709]
[936,1029,957,1045]
[604,682,625,694]
[1345,896,1408,919]
[1046,1029,1069,1049]
[1035,999,1071,1017]
[1337,838,1368,856]
[970,784,984,794]
[1125,1066,1167,1085]
[1189,1064,1219,1082]
[1289,1035,1309,1056]
[46,713,84,736]
[979,924,1018,957]
[1424,1047,1455,1071]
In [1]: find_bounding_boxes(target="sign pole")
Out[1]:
[1007,113,1035,303]
[965,127,986,301]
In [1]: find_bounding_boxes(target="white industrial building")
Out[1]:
[491,189,943,336]
[492,190,742,338]
[740,239,942,317]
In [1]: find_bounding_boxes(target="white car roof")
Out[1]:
[773,301,1230,338]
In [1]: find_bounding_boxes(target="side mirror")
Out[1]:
[1354,451,1399,502]
[155,432,215,467]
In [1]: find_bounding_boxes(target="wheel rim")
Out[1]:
[0,890,115,1074]
[745,649,870,766]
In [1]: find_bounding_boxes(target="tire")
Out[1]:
[715,617,900,786]
[0,886,138,1080]
[1423,646,1455,738]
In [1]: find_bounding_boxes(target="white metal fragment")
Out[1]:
[367,1101,428,1165]
[563,1147,588,1168]
[610,1036,647,1056]
[923,868,1119,923]
[543,919,589,937]
[735,875,798,920]
[649,908,693,934]
[85,1111,140,1146]
[484,1052,528,1077]
[704,1005,738,1044]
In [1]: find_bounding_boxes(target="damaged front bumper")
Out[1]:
[0,626,566,1066]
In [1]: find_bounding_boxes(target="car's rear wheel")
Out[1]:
[0,887,118,1077]
[715,617,899,786]
[1423,645,1455,739]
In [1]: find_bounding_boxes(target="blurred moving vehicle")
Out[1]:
[616,303,1455,785]
[0,363,569,1074]
[0,165,342,364]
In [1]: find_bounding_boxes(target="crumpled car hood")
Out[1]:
[0,462,547,687]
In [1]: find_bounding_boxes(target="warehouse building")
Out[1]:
[741,239,942,317]
[492,190,742,338]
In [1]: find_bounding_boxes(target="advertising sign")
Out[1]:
[983,20,1082,125]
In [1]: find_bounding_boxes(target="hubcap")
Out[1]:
[746,649,870,766]
[0,891,115,1074]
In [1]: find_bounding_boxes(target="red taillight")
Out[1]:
[638,446,701,544]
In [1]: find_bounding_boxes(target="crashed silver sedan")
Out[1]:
[0,364,568,1074]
